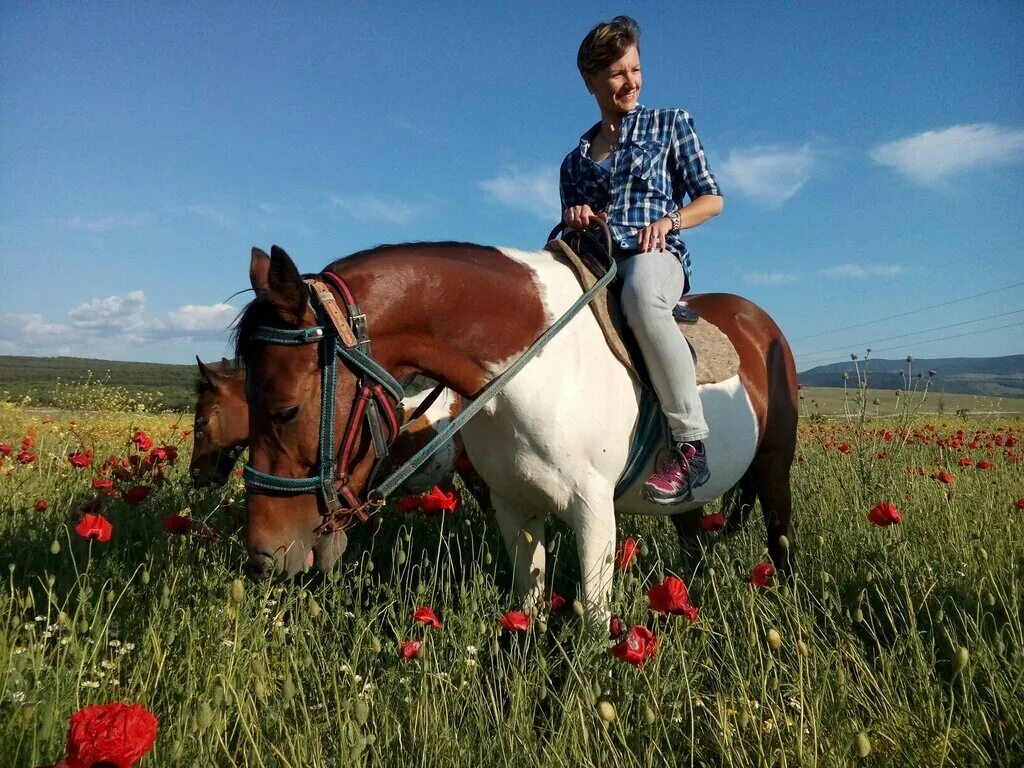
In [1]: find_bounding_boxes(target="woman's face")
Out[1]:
[584,45,642,117]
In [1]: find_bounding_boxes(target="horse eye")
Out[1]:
[271,405,301,424]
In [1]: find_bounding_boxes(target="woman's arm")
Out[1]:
[676,194,723,230]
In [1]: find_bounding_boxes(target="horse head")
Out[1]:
[236,245,391,580]
[190,356,248,487]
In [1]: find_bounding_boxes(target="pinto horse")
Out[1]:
[237,244,797,618]
[190,357,469,493]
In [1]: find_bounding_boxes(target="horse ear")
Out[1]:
[196,356,220,391]
[267,245,307,320]
[250,247,271,297]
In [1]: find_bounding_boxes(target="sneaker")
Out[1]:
[642,440,711,504]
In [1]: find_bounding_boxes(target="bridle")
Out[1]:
[242,271,404,534]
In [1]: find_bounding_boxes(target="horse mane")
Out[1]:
[234,242,493,360]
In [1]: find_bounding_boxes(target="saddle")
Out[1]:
[544,234,740,390]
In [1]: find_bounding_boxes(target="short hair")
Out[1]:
[576,16,641,76]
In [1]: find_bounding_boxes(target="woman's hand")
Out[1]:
[636,216,673,253]
[563,205,607,230]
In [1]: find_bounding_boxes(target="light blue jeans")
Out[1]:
[619,250,710,443]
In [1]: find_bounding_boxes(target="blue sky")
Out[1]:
[1,2,1022,372]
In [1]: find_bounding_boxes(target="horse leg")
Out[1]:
[492,494,546,611]
[724,473,758,534]
[571,492,617,626]
[750,453,796,574]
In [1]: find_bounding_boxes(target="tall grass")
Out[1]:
[0,399,1021,766]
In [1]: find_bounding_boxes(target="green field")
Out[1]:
[1,399,1022,766]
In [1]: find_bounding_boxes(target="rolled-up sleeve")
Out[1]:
[670,110,721,203]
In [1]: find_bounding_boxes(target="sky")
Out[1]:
[1,2,1023,372]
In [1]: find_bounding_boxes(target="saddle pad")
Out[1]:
[544,240,740,386]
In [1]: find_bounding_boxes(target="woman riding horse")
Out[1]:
[561,16,724,505]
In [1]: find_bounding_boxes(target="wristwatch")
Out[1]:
[666,210,681,231]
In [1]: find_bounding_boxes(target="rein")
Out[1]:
[242,222,616,535]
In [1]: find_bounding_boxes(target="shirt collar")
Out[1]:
[577,104,646,156]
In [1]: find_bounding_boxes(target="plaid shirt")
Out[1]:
[559,105,721,275]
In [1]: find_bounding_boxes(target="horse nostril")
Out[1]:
[245,555,274,582]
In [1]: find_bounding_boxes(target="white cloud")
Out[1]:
[717,143,818,207]
[68,290,147,330]
[821,263,904,280]
[328,194,429,224]
[186,204,232,228]
[870,123,1024,185]
[478,166,560,220]
[58,213,155,231]
[743,271,798,286]
[163,304,237,334]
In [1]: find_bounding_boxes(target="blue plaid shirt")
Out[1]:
[559,105,721,276]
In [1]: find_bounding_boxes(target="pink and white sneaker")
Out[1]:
[642,440,710,504]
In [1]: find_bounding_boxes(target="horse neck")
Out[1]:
[331,245,548,397]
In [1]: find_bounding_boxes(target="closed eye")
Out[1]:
[270,405,301,424]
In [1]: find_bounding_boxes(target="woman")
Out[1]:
[560,15,724,504]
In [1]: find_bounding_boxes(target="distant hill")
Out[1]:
[798,355,1024,397]
[0,355,200,411]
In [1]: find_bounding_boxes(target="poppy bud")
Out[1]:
[370,636,382,654]
[354,699,369,726]
[952,646,969,675]
[978,548,988,563]
[522,530,533,543]
[282,677,296,702]
[50,540,60,555]
[643,705,657,725]
[853,608,864,623]
[254,679,269,701]
[484,552,492,565]
[596,700,617,724]
[57,611,68,626]
[778,535,789,552]
[767,628,782,651]
[797,640,809,657]
[935,608,944,623]
[199,701,214,730]
[142,569,150,585]
[308,598,322,618]
[572,600,585,617]
[230,579,245,604]
[395,550,406,565]
[738,711,750,729]
[855,732,871,758]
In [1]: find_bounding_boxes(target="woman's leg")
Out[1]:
[618,251,709,442]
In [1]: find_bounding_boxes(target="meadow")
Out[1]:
[0,388,1021,766]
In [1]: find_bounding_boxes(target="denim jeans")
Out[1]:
[618,250,710,443]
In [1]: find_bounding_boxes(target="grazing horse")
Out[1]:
[237,244,798,619]
[190,357,468,493]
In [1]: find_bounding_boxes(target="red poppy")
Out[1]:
[35,499,48,512]
[163,514,194,535]
[419,486,460,515]
[931,471,955,485]
[1006,436,1018,447]
[647,576,699,623]
[958,457,973,467]
[147,447,168,465]
[92,478,115,493]
[499,611,530,632]
[882,431,894,442]
[0,443,10,458]
[412,605,441,630]
[21,435,34,448]
[837,443,852,455]
[610,625,658,667]
[1007,450,1020,462]
[67,449,94,469]
[132,431,153,452]
[17,449,37,464]
[699,512,726,533]
[547,590,566,613]
[122,486,152,506]
[399,640,422,659]
[75,513,113,543]
[748,562,775,588]
[161,445,179,464]
[615,538,639,570]
[45,701,158,768]
[1014,498,1024,511]
[824,440,835,450]
[609,614,624,640]
[976,460,993,470]
[394,494,422,513]
[867,502,902,527]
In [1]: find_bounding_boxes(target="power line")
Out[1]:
[790,280,1024,342]
[800,321,1024,366]
[794,308,1024,359]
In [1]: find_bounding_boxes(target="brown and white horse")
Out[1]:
[190,357,468,493]
[238,244,798,619]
